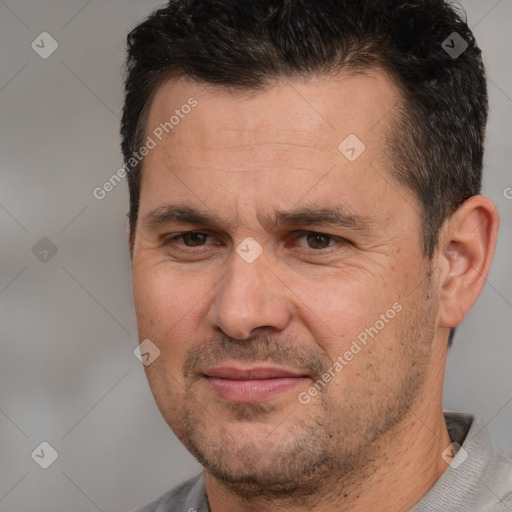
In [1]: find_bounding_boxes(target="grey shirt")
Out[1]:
[134,412,512,511]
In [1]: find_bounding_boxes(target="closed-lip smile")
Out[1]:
[202,365,310,402]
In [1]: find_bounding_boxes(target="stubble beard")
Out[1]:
[166,271,438,504]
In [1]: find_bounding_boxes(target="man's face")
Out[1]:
[131,71,440,494]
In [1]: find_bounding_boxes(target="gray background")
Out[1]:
[0,1,511,510]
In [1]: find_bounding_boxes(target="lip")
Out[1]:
[202,365,309,403]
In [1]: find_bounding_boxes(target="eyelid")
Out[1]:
[292,229,345,241]
[161,230,214,247]
[288,230,350,249]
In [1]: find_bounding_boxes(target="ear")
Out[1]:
[436,195,499,329]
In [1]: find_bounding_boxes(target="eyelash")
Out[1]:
[164,230,348,252]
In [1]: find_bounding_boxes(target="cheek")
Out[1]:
[286,270,395,354]
[133,264,191,319]
[131,264,214,353]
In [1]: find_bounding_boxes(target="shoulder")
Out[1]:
[131,473,207,512]
[466,416,512,511]
[412,413,512,511]
[447,413,512,511]
[486,452,512,511]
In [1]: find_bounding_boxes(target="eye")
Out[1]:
[302,232,334,250]
[169,231,211,247]
[292,231,344,250]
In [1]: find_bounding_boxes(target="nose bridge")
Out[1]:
[209,249,291,340]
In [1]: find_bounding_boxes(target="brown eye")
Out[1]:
[181,232,208,247]
[305,232,334,249]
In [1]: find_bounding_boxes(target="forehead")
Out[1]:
[138,70,414,227]
[144,70,400,154]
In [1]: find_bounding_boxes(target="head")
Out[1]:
[122,0,498,500]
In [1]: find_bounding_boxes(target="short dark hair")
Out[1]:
[121,0,488,346]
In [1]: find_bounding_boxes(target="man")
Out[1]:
[121,0,511,510]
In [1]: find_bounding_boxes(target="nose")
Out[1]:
[207,249,293,340]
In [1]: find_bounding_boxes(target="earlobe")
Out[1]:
[437,195,499,330]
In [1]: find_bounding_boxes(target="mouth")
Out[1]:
[202,365,310,403]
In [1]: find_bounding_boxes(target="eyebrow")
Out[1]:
[142,203,374,234]
[143,204,230,232]
[263,206,374,233]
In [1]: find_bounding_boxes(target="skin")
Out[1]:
[130,70,499,511]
